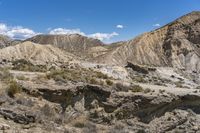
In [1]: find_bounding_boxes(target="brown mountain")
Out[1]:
[94,11,200,72]
[26,34,104,57]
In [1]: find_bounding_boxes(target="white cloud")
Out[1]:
[49,28,119,41]
[0,23,7,31]
[153,23,161,27]
[88,32,119,41]
[0,22,118,42]
[49,28,85,36]
[116,24,124,29]
[0,23,39,40]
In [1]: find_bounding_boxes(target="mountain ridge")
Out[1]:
[26,34,105,57]
[93,11,200,72]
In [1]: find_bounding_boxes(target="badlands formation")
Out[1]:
[0,11,199,133]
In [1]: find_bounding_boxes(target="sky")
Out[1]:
[0,0,199,43]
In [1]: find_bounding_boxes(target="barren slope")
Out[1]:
[0,41,76,65]
[26,34,104,57]
[0,35,19,48]
[94,11,200,72]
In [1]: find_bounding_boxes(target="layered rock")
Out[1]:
[26,34,104,57]
[95,11,200,72]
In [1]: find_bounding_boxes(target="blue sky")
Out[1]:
[0,0,199,43]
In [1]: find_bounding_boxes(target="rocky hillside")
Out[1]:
[0,11,200,133]
[95,11,200,72]
[0,61,200,132]
[0,35,20,48]
[26,34,104,57]
[0,41,76,65]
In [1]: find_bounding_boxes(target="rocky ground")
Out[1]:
[0,60,200,133]
[0,11,199,133]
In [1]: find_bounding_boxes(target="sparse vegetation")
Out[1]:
[7,80,22,97]
[71,116,88,128]
[46,68,111,85]
[0,67,13,82]
[12,59,48,72]
[96,71,109,79]
[106,79,113,86]
[90,78,98,84]
[131,85,144,92]
[74,122,85,128]
[159,89,165,94]
[132,76,147,83]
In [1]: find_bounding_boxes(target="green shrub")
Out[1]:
[0,68,13,82]
[74,122,85,128]
[106,79,113,86]
[90,78,98,84]
[95,71,109,79]
[12,59,47,72]
[46,68,111,85]
[131,85,144,92]
[133,76,146,83]
[71,116,87,128]
[159,89,165,93]
[7,80,22,97]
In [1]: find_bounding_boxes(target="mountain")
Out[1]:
[26,34,104,57]
[0,35,18,48]
[0,41,76,65]
[94,11,200,72]
[1,12,200,133]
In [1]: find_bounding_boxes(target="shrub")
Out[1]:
[7,80,22,97]
[0,68,13,82]
[159,89,165,94]
[133,76,146,83]
[71,116,87,128]
[90,78,98,84]
[46,68,112,85]
[106,79,113,86]
[74,122,85,128]
[12,59,47,72]
[95,71,109,79]
[46,69,68,82]
[131,85,144,92]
